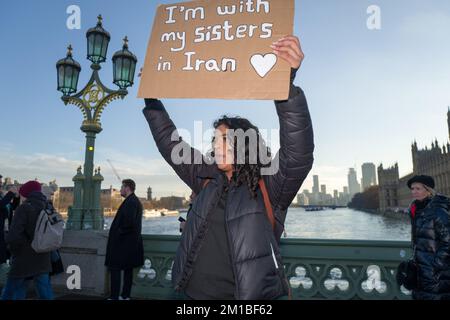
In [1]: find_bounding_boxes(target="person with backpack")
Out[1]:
[1,180,54,300]
[41,188,65,278]
[405,175,450,300]
[142,35,314,300]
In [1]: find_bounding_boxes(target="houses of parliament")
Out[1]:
[378,109,450,211]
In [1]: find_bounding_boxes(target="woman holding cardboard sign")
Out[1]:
[143,35,314,300]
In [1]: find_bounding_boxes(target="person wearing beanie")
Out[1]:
[18,180,42,199]
[1,180,53,300]
[405,175,450,300]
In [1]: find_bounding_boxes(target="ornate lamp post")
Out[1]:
[56,15,137,230]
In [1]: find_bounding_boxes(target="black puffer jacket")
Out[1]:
[143,74,314,299]
[410,195,450,300]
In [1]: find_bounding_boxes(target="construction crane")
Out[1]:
[106,159,122,183]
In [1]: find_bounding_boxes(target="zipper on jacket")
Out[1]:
[224,188,240,300]
[177,181,222,290]
[270,242,279,269]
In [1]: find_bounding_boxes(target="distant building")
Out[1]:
[41,180,59,200]
[322,193,333,205]
[312,175,319,195]
[54,185,122,216]
[301,180,340,206]
[297,193,309,206]
[333,190,339,205]
[300,185,349,207]
[303,190,311,205]
[377,164,401,210]
[348,168,361,197]
[101,186,123,216]
[147,186,153,201]
[53,186,74,213]
[378,110,450,211]
[339,186,351,206]
[361,163,377,191]
[159,196,185,210]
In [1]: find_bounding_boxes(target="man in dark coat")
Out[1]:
[105,179,144,300]
[142,35,314,299]
[1,180,53,300]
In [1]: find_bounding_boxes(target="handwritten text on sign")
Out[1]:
[138,0,295,100]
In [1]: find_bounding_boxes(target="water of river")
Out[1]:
[104,207,411,241]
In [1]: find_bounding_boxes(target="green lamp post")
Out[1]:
[56,15,137,230]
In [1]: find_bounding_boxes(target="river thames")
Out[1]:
[105,207,411,241]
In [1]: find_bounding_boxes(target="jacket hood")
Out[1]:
[429,194,450,210]
[27,191,47,202]
[26,191,47,211]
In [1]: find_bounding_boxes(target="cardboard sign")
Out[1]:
[138,0,295,100]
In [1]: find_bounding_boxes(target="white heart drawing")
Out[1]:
[250,53,277,78]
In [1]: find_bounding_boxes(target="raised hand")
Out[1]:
[270,35,304,70]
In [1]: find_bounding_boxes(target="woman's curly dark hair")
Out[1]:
[212,115,271,199]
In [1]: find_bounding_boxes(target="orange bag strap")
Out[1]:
[258,179,275,231]
[259,180,291,299]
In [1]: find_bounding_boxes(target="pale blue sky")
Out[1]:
[1,0,450,198]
